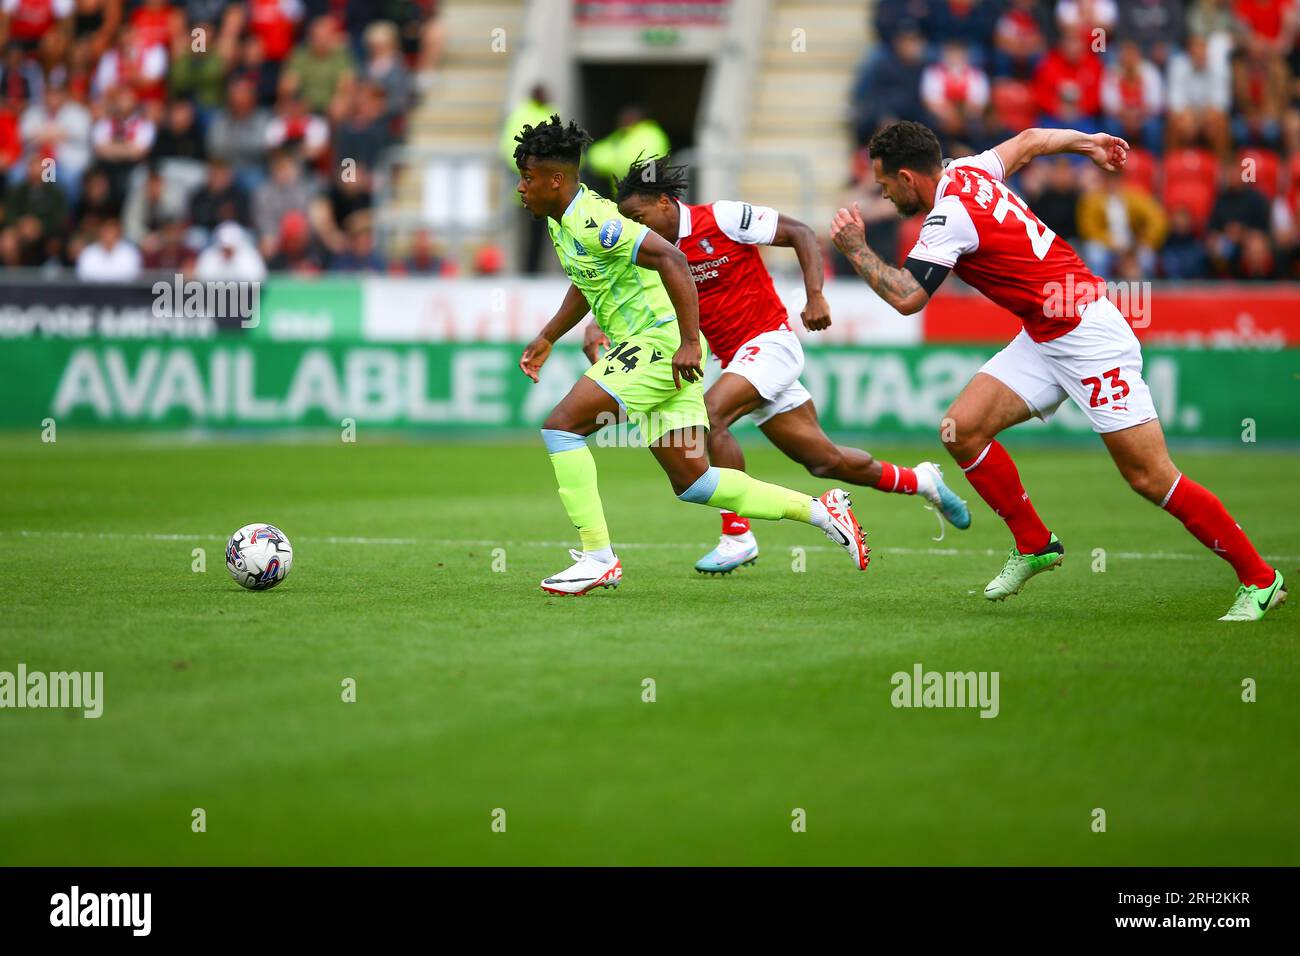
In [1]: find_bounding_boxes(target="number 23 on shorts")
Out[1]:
[1081,367,1130,407]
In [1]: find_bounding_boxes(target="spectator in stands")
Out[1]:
[852,23,927,146]
[1024,156,1082,241]
[1033,32,1103,130]
[1230,32,1288,148]
[168,18,232,114]
[71,0,124,64]
[253,148,319,260]
[75,214,141,279]
[310,159,373,261]
[585,104,670,187]
[238,0,301,86]
[1,152,67,265]
[139,217,192,270]
[0,0,73,53]
[19,79,91,200]
[284,14,355,115]
[190,158,249,232]
[92,25,168,110]
[266,207,324,273]
[1077,167,1167,276]
[0,40,47,103]
[151,95,205,161]
[1234,228,1280,279]
[925,0,998,65]
[234,32,279,107]
[362,20,410,120]
[991,0,1048,81]
[1206,158,1272,274]
[500,83,557,166]
[1101,40,1165,154]
[206,74,270,190]
[1166,34,1231,155]
[1117,0,1186,68]
[195,219,267,280]
[1234,0,1297,57]
[329,217,385,272]
[333,81,393,171]
[91,85,155,201]
[396,226,446,275]
[922,40,990,148]
[265,79,329,165]
[122,162,185,243]
[1160,205,1210,278]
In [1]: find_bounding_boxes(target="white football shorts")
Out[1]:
[980,297,1158,434]
[715,327,813,426]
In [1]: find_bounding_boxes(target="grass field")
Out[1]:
[0,433,1296,866]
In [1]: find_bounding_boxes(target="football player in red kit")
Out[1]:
[830,120,1286,621]
[597,157,971,575]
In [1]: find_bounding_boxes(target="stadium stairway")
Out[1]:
[386,0,526,259]
[742,0,869,239]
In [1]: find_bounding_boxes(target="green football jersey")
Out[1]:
[546,184,677,342]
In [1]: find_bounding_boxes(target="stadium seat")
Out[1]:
[1120,148,1159,196]
[1287,154,1300,216]
[991,80,1036,134]
[1237,147,1281,200]
[1162,149,1218,233]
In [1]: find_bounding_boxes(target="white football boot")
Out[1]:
[540,549,622,596]
[695,531,760,575]
[817,489,870,570]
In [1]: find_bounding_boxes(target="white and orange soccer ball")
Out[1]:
[225,523,294,590]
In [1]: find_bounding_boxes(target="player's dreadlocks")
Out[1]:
[615,154,690,203]
[512,114,593,168]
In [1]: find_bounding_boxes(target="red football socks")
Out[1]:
[873,462,919,495]
[1162,475,1274,588]
[960,441,1052,554]
[720,511,751,536]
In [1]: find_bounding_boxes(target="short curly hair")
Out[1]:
[512,114,593,168]
[615,154,689,202]
[868,121,942,176]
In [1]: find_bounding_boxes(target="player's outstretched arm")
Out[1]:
[993,128,1130,177]
[771,215,831,331]
[635,229,702,389]
[519,282,590,382]
[830,203,930,316]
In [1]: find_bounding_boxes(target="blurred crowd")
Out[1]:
[0,0,453,280]
[846,0,1300,281]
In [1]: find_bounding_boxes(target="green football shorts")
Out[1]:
[583,323,709,445]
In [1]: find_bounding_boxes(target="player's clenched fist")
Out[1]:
[829,203,868,256]
[519,336,552,383]
[671,339,702,390]
[801,289,832,332]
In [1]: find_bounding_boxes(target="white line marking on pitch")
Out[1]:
[6,529,1297,564]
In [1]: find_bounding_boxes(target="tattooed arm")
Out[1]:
[829,203,931,316]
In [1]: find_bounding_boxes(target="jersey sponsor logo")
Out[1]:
[599,218,622,248]
[698,237,714,254]
[923,214,947,227]
[740,203,753,231]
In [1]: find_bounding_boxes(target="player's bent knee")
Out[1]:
[805,453,844,480]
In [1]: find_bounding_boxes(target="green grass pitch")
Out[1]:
[1,433,1296,865]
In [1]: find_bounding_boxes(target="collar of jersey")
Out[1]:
[675,200,692,243]
[562,184,586,221]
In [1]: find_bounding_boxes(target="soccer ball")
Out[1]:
[225,523,293,590]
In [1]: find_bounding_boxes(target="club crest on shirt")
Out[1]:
[572,237,588,256]
[698,237,714,254]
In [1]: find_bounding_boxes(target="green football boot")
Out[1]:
[984,534,1065,601]
[1218,569,1287,622]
